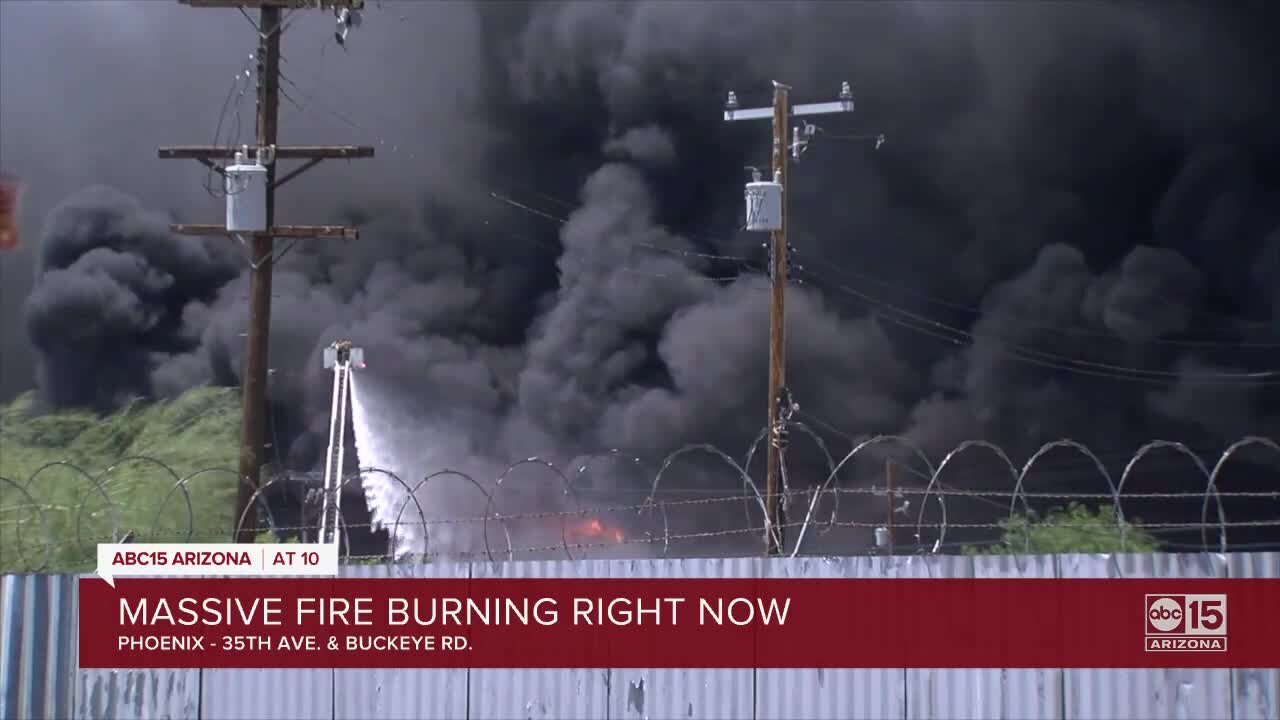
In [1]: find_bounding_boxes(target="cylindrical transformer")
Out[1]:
[224,162,269,233]
[744,180,783,232]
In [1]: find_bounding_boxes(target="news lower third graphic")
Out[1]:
[1145,594,1228,652]
[81,547,1280,670]
[96,541,340,587]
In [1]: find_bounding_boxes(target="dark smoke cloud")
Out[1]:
[24,186,240,411]
[5,1,1279,552]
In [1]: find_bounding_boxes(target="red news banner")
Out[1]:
[80,578,1279,669]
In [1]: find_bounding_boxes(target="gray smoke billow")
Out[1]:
[23,187,243,411]
[5,1,1279,554]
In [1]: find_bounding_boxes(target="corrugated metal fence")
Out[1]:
[2,552,1277,720]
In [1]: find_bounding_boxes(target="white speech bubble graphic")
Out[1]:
[96,543,339,587]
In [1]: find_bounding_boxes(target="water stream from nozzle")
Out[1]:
[348,374,424,558]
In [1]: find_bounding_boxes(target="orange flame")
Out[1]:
[570,517,625,543]
[0,173,22,251]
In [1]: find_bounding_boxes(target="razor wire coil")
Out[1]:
[0,433,1276,572]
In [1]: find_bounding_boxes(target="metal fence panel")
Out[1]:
[75,669,201,720]
[904,556,983,720]
[1059,553,1233,720]
[331,562,470,720]
[200,667,331,720]
[872,555,971,720]
[1227,553,1280,720]
[898,555,1063,720]
[951,554,1063,720]
[467,559,612,720]
[610,558,758,720]
[1232,669,1279,720]
[73,571,201,720]
[0,576,17,720]
[757,556,905,720]
[0,574,77,720]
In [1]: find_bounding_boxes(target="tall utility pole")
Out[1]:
[724,81,856,555]
[163,0,374,543]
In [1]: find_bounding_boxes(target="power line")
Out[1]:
[796,251,1280,349]
[163,0,375,544]
[802,133,1279,337]
[272,40,770,282]
[272,8,1274,352]
[483,180,758,254]
[796,267,1280,385]
[276,43,330,114]
[273,50,763,284]
[474,184,1278,387]
[467,187,763,285]
[233,12,1277,390]
[203,53,257,199]
[273,42,763,271]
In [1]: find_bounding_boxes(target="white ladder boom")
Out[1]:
[319,359,353,546]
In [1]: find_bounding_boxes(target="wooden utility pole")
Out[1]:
[723,81,856,555]
[164,0,373,543]
[765,84,790,556]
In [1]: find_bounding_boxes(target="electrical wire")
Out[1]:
[276,34,757,280]
[224,50,771,287]
[252,17,1278,380]
[277,43,329,115]
[789,407,1011,515]
[203,53,257,200]
[516,186,759,263]
[237,6,258,32]
[202,6,309,205]
[276,44,400,153]
[795,267,1280,386]
[496,184,1274,384]
[795,251,1280,349]
[486,191,756,265]
[484,191,758,284]
[814,127,886,147]
[807,128,1278,335]
[359,178,1278,387]
[277,42,755,264]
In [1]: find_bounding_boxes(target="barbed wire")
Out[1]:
[0,433,1276,572]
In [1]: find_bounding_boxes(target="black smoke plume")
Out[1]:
[6,1,1279,554]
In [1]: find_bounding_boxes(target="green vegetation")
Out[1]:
[966,502,1160,555]
[0,387,242,572]
[0,384,1170,572]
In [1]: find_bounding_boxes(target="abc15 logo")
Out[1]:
[1145,594,1227,636]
